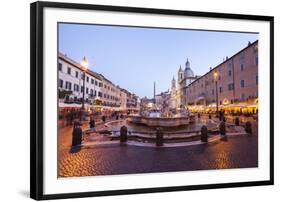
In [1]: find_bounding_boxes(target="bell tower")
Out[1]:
[178,65,184,83]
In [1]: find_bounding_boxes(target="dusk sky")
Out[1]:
[59,23,258,98]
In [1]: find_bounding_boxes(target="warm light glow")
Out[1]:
[222,99,229,105]
[213,71,218,81]
[80,56,88,70]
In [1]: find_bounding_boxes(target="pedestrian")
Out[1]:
[89,117,95,129]
[102,115,106,123]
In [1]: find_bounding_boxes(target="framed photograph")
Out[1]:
[30,1,274,200]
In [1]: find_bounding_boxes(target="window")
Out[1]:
[241,80,245,88]
[75,71,78,78]
[228,83,234,91]
[228,62,232,69]
[67,67,71,75]
[99,82,103,87]
[241,93,245,101]
[240,52,245,61]
[86,87,88,94]
[253,45,258,54]
[95,80,98,86]
[81,86,84,92]
[256,75,258,85]
[58,63,62,71]
[65,81,72,90]
[74,84,79,91]
[98,91,102,97]
[241,64,244,71]
[59,79,63,88]
[86,76,89,82]
[94,90,97,96]
[219,87,223,93]
[91,78,94,84]
[90,89,93,95]
[228,70,232,76]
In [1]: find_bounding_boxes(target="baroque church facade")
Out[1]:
[170,58,198,109]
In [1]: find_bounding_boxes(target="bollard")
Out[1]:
[71,121,83,147]
[235,117,240,126]
[219,121,227,141]
[120,125,128,143]
[156,128,164,147]
[245,121,252,135]
[201,125,208,142]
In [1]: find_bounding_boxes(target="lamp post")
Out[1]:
[80,56,88,110]
[213,71,219,117]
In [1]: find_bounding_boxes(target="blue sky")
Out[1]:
[59,23,258,98]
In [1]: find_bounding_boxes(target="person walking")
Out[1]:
[88,117,96,134]
[102,115,106,123]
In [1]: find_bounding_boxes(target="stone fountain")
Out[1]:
[127,106,195,128]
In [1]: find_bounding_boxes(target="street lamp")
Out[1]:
[80,56,88,110]
[213,71,219,117]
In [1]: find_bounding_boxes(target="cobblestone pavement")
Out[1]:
[59,118,116,149]
[59,134,258,177]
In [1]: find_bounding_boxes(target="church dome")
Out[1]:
[184,58,194,78]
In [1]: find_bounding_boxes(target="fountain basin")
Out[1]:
[127,115,195,127]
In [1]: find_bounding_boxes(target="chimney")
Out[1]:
[248,41,251,46]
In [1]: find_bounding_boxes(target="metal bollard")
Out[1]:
[245,121,252,135]
[156,128,164,147]
[71,121,83,147]
[235,117,240,126]
[120,125,128,143]
[219,121,227,141]
[201,125,208,142]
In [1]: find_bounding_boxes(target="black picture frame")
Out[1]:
[30,1,274,200]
